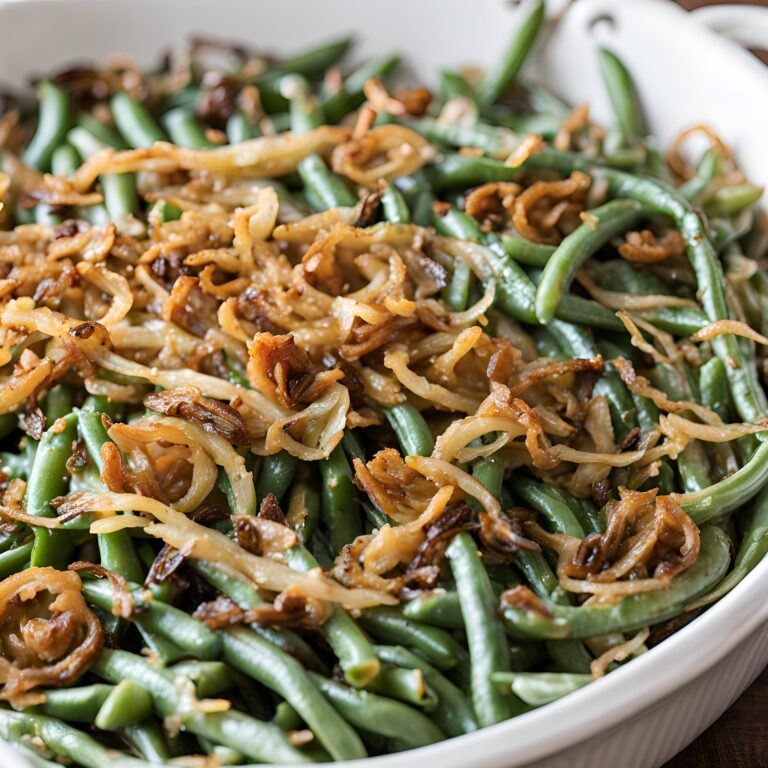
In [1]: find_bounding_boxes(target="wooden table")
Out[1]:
[660,7,768,768]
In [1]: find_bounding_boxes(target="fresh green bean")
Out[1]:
[491,671,591,706]
[0,709,144,768]
[94,679,152,730]
[278,37,352,78]
[23,81,71,171]
[93,649,309,764]
[502,526,730,638]
[37,684,113,723]
[310,673,445,748]
[28,413,77,568]
[598,48,646,143]
[111,93,168,148]
[320,444,361,554]
[447,532,517,725]
[83,579,221,659]
[476,0,545,108]
[366,665,438,710]
[384,402,435,457]
[283,544,379,685]
[68,126,138,223]
[256,450,299,505]
[162,107,216,148]
[381,182,411,224]
[220,627,367,760]
[360,607,460,670]
[122,721,172,763]
[535,199,643,322]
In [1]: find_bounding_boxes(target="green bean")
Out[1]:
[374,645,478,737]
[360,607,460,670]
[535,199,643,322]
[690,486,768,611]
[476,0,545,108]
[286,479,321,543]
[593,260,707,336]
[0,539,33,579]
[75,408,143,582]
[310,673,445,748]
[256,450,298,505]
[27,413,77,568]
[559,489,603,535]
[320,444,361,554]
[447,532,517,725]
[288,75,357,209]
[438,70,477,103]
[68,126,138,223]
[122,721,172,763]
[381,182,411,224]
[513,475,585,538]
[384,402,434,457]
[83,579,221,659]
[598,48,646,143]
[272,700,303,731]
[491,109,563,139]
[225,111,257,143]
[505,526,729,638]
[409,117,515,158]
[111,93,168,148]
[166,661,231,698]
[43,385,73,424]
[501,234,556,267]
[220,627,367,760]
[76,112,127,148]
[523,149,768,420]
[491,672,591,706]
[93,649,309,764]
[437,207,622,330]
[23,81,71,171]
[679,440,768,523]
[437,147,767,419]
[190,559,325,672]
[162,107,216,148]
[403,590,463,628]
[37,684,113,723]
[94,679,152,730]
[366,665,438,710]
[321,55,400,123]
[679,148,721,201]
[704,184,763,218]
[341,428,366,464]
[283,544,379,686]
[0,414,17,445]
[0,709,144,768]
[278,37,352,78]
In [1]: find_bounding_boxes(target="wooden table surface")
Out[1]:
[663,3,768,766]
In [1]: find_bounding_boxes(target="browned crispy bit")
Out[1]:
[258,492,288,526]
[247,332,319,407]
[144,387,254,445]
[232,515,262,555]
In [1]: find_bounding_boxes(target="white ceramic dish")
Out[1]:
[0,1,767,766]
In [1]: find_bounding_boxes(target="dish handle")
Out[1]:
[691,3,768,52]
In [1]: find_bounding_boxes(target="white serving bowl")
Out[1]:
[0,1,767,766]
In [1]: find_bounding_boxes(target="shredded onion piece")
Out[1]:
[590,628,649,679]
[691,319,768,347]
[576,270,698,311]
[56,491,396,609]
[0,567,104,701]
[71,127,353,192]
